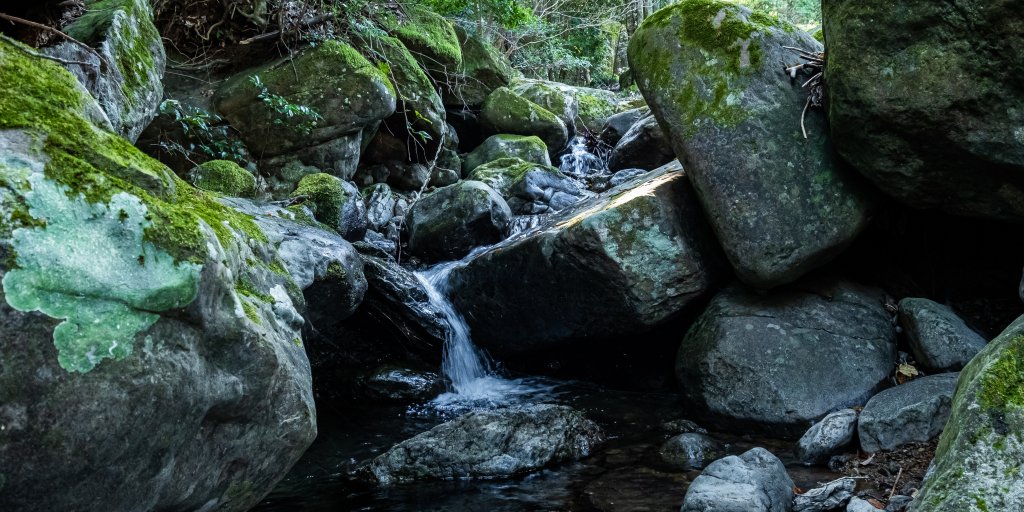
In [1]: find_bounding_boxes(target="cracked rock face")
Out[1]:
[676,277,896,436]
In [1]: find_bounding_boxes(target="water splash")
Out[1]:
[559,136,607,180]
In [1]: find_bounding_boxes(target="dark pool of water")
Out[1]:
[252,378,839,512]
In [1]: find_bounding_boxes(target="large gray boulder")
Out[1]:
[407,180,512,261]
[0,41,315,511]
[912,315,1024,511]
[629,0,873,288]
[858,373,959,452]
[681,447,794,512]
[824,0,1024,221]
[481,87,569,155]
[794,409,858,465]
[447,164,726,355]
[677,278,896,436]
[607,114,675,172]
[600,107,649,146]
[899,298,986,372]
[49,0,166,142]
[361,405,603,485]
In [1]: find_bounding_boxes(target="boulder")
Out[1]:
[600,107,649,146]
[481,87,569,155]
[912,317,1024,511]
[848,498,880,512]
[607,114,675,172]
[356,366,446,402]
[463,134,552,175]
[677,278,896,436]
[48,0,165,141]
[214,39,395,173]
[364,183,398,231]
[467,157,585,214]
[659,433,726,470]
[793,478,857,512]
[407,180,512,261]
[364,36,447,149]
[386,162,432,191]
[187,159,257,197]
[823,0,1024,221]
[388,4,463,77]
[858,373,958,452]
[899,298,987,372]
[794,409,858,465]
[357,253,449,346]
[629,0,873,288]
[681,447,794,512]
[575,87,621,134]
[290,173,368,241]
[512,79,580,132]
[444,25,515,107]
[609,168,649,187]
[448,164,725,355]
[0,40,315,511]
[361,405,603,485]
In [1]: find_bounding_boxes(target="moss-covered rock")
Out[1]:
[463,134,551,174]
[0,37,315,512]
[481,87,569,155]
[290,173,368,241]
[913,315,1024,511]
[214,39,395,158]
[447,164,726,355]
[628,0,873,289]
[47,0,165,142]
[188,159,257,197]
[407,180,511,262]
[443,25,515,107]
[512,79,621,135]
[574,87,621,134]
[388,4,463,77]
[467,157,584,214]
[824,0,1024,221]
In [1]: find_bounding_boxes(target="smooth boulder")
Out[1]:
[407,180,512,261]
[824,0,1024,221]
[681,447,794,512]
[481,87,569,155]
[629,0,872,288]
[794,409,858,465]
[677,278,896,436]
[899,298,986,372]
[448,164,725,355]
[361,405,603,485]
[463,134,552,175]
[607,114,675,172]
[858,373,958,452]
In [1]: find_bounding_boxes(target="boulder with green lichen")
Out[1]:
[444,25,515,107]
[629,0,873,289]
[0,37,315,512]
[823,0,1024,221]
[290,173,368,241]
[407,180,512,262]
[46,0,165,142]
[913,315,1024,511]
[481,87,569,156]
[447,164,726,355]
[463,134,551,175]
[188,159,258,197]
[388,4,463,78]
[468,157,584,214]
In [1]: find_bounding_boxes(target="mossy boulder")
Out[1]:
[447,164,727,355]
[823,0,1024,221]
[214,39,395,158]
[407,180,512,262]
[0,38,315,512]
[628,0,873,288]
[443,25,516,107]
[46,0,166,142]
[512,79,580,133]
[463,134,552,175]
[574,87,621,134]
[290,173,368,241]
[913,315,1024,511]
[481,87,569,155]
[188,159,257,197]
[467,157,584,214]
[388,4,463,78]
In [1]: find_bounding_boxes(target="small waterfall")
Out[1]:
[559,136,607,179]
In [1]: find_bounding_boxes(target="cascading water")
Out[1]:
[559,136,607,180]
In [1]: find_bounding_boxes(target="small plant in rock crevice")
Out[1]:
[155,99,248,164]
[248,75,324,136]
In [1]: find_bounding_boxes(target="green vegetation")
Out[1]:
[290,173,345,228]
[190,160,258,197]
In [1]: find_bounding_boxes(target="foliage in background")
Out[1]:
[155,100,248,164]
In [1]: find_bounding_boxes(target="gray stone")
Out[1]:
[899,298,986,372]
[511,79,580,132]
[448,164,726,355]
[358,254,448,346]
[599,107,649,147]
[429,167,460,187]
[358,366,446,402]
[793,477,856,512]
[47,0,165,141]
[468,157,585,215]
[463,134,552,175]
[887,495,913,511]
[362,404,603,485]
[629,1,873,288]
[848,497,880,512]
[912,314,1024,511]
[824,0,1024,221]
[443,25,514,107]
[291,173,369,242]
[681,447,794,512]
[795,409,858,465]
[607,115,675,172]
[659,433,725,470]
[407,180,512,262]
[364,183,398,231]
[387,162,432,191]
[858,373,958,452]
[608,168,649,187]
[677,278,896,436]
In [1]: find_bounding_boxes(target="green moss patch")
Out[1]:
[190,160,257,197]
[979,334,1024,412]
[290,173,344,229]
[391,4,463,70]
